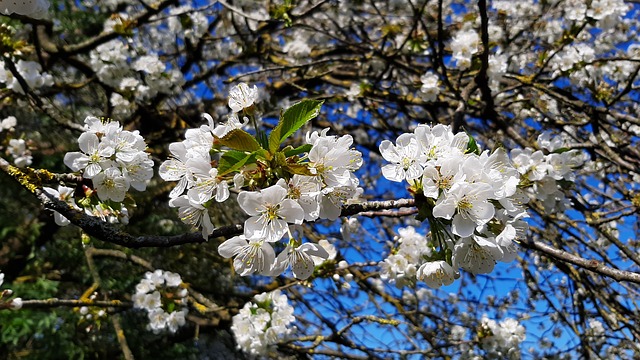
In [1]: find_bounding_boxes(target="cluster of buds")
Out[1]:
[76,292,108,333]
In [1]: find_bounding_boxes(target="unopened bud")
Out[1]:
[81,233,91,245]
[10,297,22,310]
[82,185,94,198]
[177,288,188,298]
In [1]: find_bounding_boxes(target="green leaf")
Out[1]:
[269,99,324,153]
[552,147,571,154]
[218,129,262,152]
[465,133,481,155]
[218,150,255,176]
[283,143,313,157]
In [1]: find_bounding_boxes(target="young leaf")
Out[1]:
[218,150,255,176]
[465,133,481,155]
[283,163,315,177]
[218,129,262,152]
[284,143,313,157]
[268,99,324,153]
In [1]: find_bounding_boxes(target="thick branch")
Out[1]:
[0,156,416,248]
[475,0,498,122]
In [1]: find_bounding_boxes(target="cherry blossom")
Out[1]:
[237,184,304,242]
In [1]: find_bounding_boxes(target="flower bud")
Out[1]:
[10,297,22,310]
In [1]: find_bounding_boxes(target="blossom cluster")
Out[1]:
[159,83,362,279]
[132,270,188,334]
[474,316,526,360]
[379,226,432,288]
[219,127,363,279]
[44,116,152,225]
[380,124,528,284]
[379,126,584,288]
[44,184,131,226]
[0,60,54,94]
[89,40,184,117]
[450,29,480,69]
[0,115,33,168]
[419,72,440,102]
[158,84,256,238]
[511,131,585,212]
[231,290,295,358]
[6,138,32,168]
[64,116,154,203]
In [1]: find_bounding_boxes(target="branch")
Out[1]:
[37,0,179,57]
[0,156,416,248]
[17,299,131,309]
[520,237,640,284]
[475,0,498,122]
[217,0,269,22]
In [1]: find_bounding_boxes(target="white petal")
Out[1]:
[215,182,230,202]
[299,243,329,259]
[265,218,288,242]
[201,211,214,238]
[243,216,266,239]
[84,163,103,179]
[78,132,99,153]
[452,214,476,237]
[261,184,287,205]
[379,140,402,162]
[432,197,456,220]
[279,199,304,224]
[404,164,423,181]
[218,236,248,258]
[471,201,495,224]
[63,152,87,172]
[237,191,262,216]
[257,242,276,275]
[292,252,316,279]
[381,164,405,182]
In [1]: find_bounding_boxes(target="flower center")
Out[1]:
[401,157,412,169]
[264,204,280,221]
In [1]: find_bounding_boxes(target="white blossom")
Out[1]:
[379,133,425,182]
[237,184,304,242]
[272,242,329,279]
[417,261,456,289]
[228,83,259,113]
[218,235,276,276]
[42,186,77,226]
[169,195,214,239]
